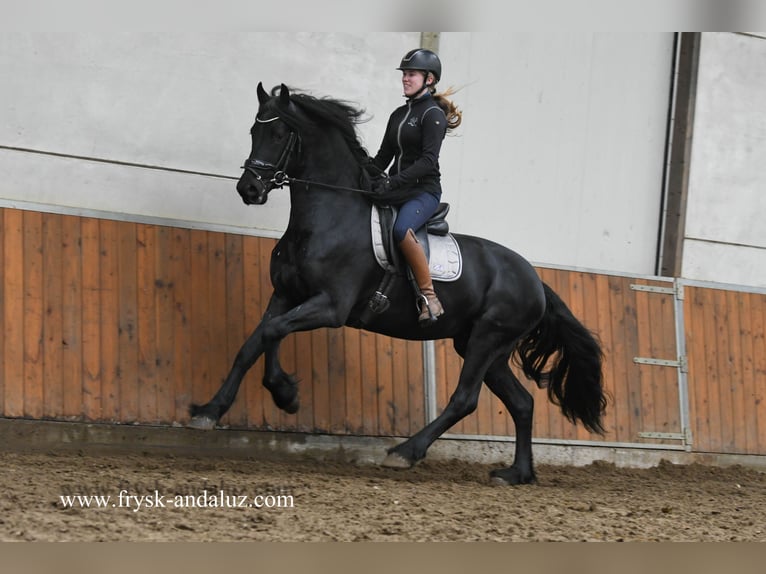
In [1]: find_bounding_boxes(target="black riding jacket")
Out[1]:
[372,91,448,192]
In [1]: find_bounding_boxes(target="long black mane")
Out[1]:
[269,85,371,165]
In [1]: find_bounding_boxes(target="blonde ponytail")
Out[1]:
[431,86,462,132]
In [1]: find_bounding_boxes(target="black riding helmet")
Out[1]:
[397,48,442,83]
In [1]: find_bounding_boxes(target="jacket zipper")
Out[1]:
[395,100,413,174]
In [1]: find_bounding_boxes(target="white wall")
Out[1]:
[0,32,417,236]
[1,32,675,276]
[437,32,674,274]
[683,33,766,287]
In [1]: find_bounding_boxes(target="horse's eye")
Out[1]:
[272,128,287,142]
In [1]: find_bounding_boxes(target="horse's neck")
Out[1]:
[286,176,369,235]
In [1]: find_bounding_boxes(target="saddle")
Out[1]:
[363,203,462,320]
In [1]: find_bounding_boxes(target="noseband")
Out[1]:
[241,116,301,189]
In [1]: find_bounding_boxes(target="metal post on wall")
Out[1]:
[673,278,693,451]
[420,31,442,424]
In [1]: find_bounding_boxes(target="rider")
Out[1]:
[369,48,462,325]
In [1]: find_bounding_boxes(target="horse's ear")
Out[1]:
[257,82,270,105]
[279,83,291,106]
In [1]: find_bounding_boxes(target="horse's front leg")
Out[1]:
[262,338,300,414]
[188,295,290,429]
[189,291,345,429]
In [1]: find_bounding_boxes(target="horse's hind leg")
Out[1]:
[483,358,536,485]
[382,327,512,468]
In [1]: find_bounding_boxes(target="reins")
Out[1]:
[268,171,379,198]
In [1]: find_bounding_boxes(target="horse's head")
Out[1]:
[237,82,301,205]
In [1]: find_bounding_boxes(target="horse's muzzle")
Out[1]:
[236,176,270,205]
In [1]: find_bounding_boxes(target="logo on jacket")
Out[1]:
[407,117,419,127]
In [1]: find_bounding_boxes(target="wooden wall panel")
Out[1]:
[685,285,766,455]
[0,207,424,437]
[5,205,765,456]
[434,269,684,447]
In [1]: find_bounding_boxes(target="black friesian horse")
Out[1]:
[190,83,607,485]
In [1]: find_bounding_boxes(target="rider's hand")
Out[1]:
[371,177,392,194]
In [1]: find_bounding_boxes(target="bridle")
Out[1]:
[241,115,302,191]
[240,114,378,197]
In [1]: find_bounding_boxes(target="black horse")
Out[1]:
[190,83,607,485]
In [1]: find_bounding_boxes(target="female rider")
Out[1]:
[369,48,462,325]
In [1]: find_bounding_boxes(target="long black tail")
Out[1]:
[513,282,607,434]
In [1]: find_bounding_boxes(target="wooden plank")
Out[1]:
[3,209,25,417]
[726,289,746,453]
[153,225,175,423]
[392,338,412,436]
[223,233,247,428]
[99,220,120,421]
[136,224,158,423]
[688,286,713,452]
[738,292,757,454]
[61,215,83,418]
[713,289,732,452]
[375,334,395,435]
[607,275,634,444]
[311,328,331,433]
[327,327,347,433]
[294,330,315,432]
[0,210,5,415]
[359,330,378,435]
[23,210,44,419]
[171,228,193,424]
[344,327,364,434]
[117,221,139,422]
[751,292,766,454]
[406,340,424,435]
[443,340,466,434]
[207,233,230,423]
[189,229,212,424]
[41,213,64,418]
[594,273,617,438]
[700,287,722,452]
[623,278,643,444]
[80,217,102,421]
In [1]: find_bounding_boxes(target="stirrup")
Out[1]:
[417,294,442,326]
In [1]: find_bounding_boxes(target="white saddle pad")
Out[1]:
[370,206,462,282]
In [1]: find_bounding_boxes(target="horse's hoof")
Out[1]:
[282,396,300,415]
[489,475,513,487]
[381,452,414,469]
[489,467,537,486]
[187,416,218,430]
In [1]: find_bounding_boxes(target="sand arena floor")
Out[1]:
[1,449,765,542]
